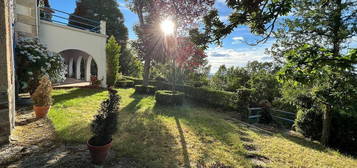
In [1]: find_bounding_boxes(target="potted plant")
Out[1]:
[31,75,52,118]
[90,75,102,88]
[87,87,120,165]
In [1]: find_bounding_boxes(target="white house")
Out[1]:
[0,0,107,145]
[15,0,107,86]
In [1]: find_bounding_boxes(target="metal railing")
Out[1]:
[39,7,101,33]
[248,107,296,127]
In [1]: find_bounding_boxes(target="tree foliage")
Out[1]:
[69,0,128,48]
[271,0,357,145]
[190,0,293,48]
[126,0,214,86]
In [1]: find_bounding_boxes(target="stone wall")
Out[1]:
[0,0,16,144]
[15,0,38,38]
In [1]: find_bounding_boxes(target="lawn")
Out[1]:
[49,88,357,168]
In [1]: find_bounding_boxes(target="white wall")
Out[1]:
[38,20,107,87]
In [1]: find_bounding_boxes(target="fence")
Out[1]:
[248,107,296,127]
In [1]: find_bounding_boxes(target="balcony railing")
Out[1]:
[39,7,101,34]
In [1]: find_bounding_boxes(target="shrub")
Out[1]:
[115,80,135,88]
[31,75,52,106]
[90,75,102,87]
[124,76,143,85]
[135,85,157,95]
[330,113,357,155]
[90,88,120,146]
[155,90,184,106]
[294,108,323,140]
[16,38,66,94]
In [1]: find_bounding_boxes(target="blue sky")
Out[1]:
[51,0,356,73]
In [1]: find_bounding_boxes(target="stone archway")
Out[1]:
[59,49,99,82]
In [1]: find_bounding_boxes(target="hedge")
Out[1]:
[134,85,157,95]
[155,82,239,110]
[155,90,184,106]
[115,80,135,88]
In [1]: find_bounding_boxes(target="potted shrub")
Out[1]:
[31,75,52,118]
[90,75,102,88]
[87,87,120,165]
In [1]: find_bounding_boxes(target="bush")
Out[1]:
[16,38,66,94]
[90,88,120,146]
[135,85,157,95]
[116,80,135,88]
[123,76,143,85]
[31,75,52,106]
[294,108,323,140]
[155,90,184,106]
[330,113,357,155]
[294,108,357,155]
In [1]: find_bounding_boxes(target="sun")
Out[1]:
[160,19,175,36]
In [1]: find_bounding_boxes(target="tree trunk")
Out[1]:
[135,2,150,87]
[320,0,342,146]
[143,57,150,86]
[321,105,332,145]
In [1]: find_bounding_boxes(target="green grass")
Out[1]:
[49,88,357,168]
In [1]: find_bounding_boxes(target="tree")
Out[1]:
[69,0,128,49]
[121,47,143,77]
[190,0,293,48]
[106,36,121,86]
[127,0,214,86]
[271,0,357,145]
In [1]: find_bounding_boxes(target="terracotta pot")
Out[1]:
[33,105,50,118]
[87,138,112,165]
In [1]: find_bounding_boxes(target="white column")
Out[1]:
[85,56,92,81]
[75,55,83,80]
[68,57,73,78]
[100,20,106,35]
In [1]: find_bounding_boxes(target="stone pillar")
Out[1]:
[68,57,74,78]
[85,56,92,81]
[0,0,16,145]
[75,56,83,80]
[15,0,38,38]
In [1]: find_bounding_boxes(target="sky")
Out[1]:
[50,0,356,73]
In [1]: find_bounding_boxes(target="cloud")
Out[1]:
[232,36,244,41]
[206,47,271,73]
[232,36,244,44]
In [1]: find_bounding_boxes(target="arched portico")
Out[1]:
[60,49,98,82]
[38,20,107,87]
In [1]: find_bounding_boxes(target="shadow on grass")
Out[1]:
[175,117,191,168]
[153,102,250,167]
[114,93,182,167]
[280,132,328,153]
[52,88,105,105]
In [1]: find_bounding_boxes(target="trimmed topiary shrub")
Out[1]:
[135,85,157,95]
[115,80,135,88]
[155,90,184,106]
[90,88,120,146]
